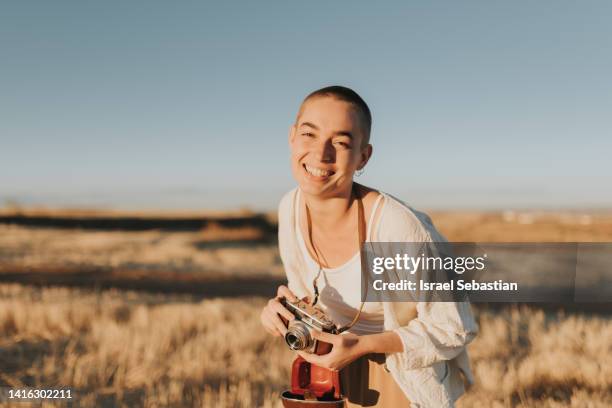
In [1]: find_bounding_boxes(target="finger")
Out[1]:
[262,305,286,337]
[271,300,295,322]
[277,285,298,302]
[297,351,325,367]
[266,309,288,336]
[261,312,282,337]
[266,298,291,321]
[310,329,339,345]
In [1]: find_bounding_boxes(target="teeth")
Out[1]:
[305,164,333,177]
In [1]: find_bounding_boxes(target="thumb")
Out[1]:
[311,329,338,344]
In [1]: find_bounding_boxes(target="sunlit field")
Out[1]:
[1,210,611,407]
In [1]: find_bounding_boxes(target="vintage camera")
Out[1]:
[280,298,338,354]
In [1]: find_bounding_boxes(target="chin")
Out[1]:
[299,178,351,199]
[297,179,326,195]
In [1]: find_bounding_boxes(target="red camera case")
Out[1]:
[290,356,341,400]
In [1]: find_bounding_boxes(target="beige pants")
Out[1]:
[341,354,411,407]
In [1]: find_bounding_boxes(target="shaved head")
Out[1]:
[296,85,372,147]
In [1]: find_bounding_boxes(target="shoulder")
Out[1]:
[278,188,298,225]
[277,188,299,253]
[377,192,447,243]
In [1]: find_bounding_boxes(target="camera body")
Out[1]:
[280,298,338,354]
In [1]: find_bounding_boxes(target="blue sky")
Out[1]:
[1,1,611,211]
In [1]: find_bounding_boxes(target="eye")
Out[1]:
[301,132,315,137]
[334,140,351,149]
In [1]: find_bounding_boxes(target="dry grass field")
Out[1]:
[1,209,611,407]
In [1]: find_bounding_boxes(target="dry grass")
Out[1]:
[0,284,291,407]
[0,284,610,407]
[458,305,612,407]
[1,210,611,407]
[0,225,282,278]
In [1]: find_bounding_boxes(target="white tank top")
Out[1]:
[294,189,385,335]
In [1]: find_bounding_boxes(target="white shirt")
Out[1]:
[278,187,479,407]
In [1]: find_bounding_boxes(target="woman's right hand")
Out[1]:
[260,285,298,337]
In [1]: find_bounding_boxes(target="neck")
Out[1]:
[302,184,358,229]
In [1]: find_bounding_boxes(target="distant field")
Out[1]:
[0,209,611,407]
[0,207,262,218]
[430,210,612,242]
[2,210,611,276]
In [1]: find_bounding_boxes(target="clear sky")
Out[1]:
[1,1,610,211]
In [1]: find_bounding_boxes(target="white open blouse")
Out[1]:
[278,187,479,407]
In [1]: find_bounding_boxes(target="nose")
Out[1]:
[313,139,336,163]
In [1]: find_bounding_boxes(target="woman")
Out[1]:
[260,86,478,407]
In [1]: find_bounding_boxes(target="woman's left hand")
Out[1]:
[296,330,368,371]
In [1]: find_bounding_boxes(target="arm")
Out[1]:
[296,299,478,371]
[388,238,478,370]
[278,189,311,300]
[383,207,479,370]
[361,330,404,354]
[296,330,404,371]
[261,191,310,338]
[390,300,478,370]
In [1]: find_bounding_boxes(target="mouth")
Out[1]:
[302,163,335,179]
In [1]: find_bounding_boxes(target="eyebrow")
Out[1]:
[334,131,353,139]
[299,122,354,139]
[299,122,319,130]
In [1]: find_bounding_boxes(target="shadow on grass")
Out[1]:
[191,238,276,250]
[0,337,70,387]
[0,264,285,299]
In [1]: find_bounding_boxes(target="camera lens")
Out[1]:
[285,321,312,351]
[285,333,302,350]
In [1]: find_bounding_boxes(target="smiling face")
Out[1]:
[289,96,372,198]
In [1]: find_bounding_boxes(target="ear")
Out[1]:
[357,144,373,170]
[288,124,296,144]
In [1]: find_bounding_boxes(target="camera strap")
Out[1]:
[304,182,367,333]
